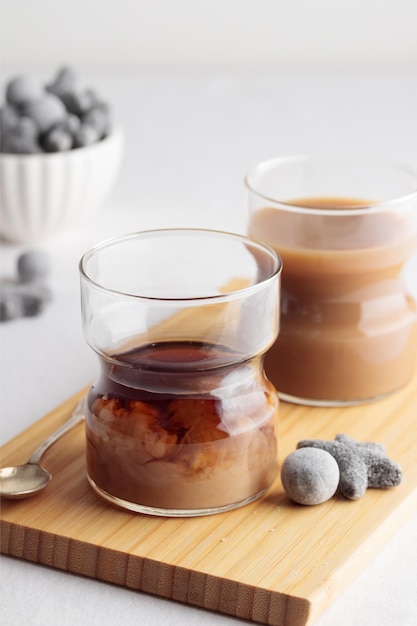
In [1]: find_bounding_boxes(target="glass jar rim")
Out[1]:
[245,154,417,216]
[79,227,282,302]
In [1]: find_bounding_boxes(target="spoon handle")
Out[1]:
[28,399,85,465]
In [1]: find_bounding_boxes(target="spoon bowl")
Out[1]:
[0,399,85,499]
[0,464,51,499]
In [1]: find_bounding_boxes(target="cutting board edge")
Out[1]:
[1,520,313,626]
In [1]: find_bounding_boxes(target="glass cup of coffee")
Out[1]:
[246,156,417,406]
[79,229,281,516]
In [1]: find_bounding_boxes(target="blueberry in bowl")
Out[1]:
[0,67,124,244]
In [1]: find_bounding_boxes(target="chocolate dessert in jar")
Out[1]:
[246,156,417,406]
[79,229,281,516]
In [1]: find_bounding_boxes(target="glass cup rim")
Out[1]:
[245,154,417,216]
[79,227,282,302]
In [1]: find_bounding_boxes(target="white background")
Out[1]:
[1,3,417,626]
[1,0,417,70]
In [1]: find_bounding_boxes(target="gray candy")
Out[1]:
[0,281,51,322]
[17,251,50,283]
[19,283,52,316]
[0,283,24,321]
[23,93,67,133]
[281,447,340,505]
[297,433,403,500]
[0,251,52,322]
[6,76,44,106]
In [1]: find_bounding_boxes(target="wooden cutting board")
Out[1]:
[1,376,416,626]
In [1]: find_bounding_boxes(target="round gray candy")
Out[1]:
[17,251,50,283]
[281,447,340,505]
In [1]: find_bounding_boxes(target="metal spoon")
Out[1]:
[0,399,85,499]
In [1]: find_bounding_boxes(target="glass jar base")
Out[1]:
[278,390,397,407]
[87,476,270,517]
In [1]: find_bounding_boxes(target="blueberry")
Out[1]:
[73,124,99,147]
[1,115,42,153]
[16,116,39,138]
[61,89,96,117]
[83,88,100,108]
[83,104,111,138]
[64,114,81,135]
[0,105,19,136]
[1,131,42,154]
[23,93,67,133]
[6,76,44,107]
[40,114,81,151]
[43,126,73,152]
[47,66,77,97]
[17,251,50,283]
[2,68,113,153]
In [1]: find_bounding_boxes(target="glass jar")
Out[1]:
[246,156,417,406]
[79,229,281,516]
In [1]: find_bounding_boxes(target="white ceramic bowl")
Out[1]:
[0,128,124,244]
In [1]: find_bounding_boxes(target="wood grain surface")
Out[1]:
[1,374,417,626]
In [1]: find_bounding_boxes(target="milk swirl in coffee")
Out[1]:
[86,340,278,512]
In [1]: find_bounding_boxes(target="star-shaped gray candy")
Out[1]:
[297,434,402,500]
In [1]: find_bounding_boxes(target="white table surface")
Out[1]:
[1,70,417,626]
